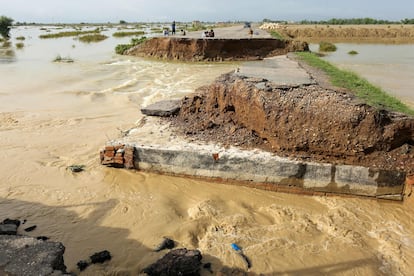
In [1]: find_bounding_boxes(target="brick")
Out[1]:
[104,150,115,158]
[105,146,115,151]
[406,175,414,186]
[113,156,124,164]
[114,144,125,151]
[124,159,135,169]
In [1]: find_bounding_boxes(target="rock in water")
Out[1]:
[2,218,21,227]
[143,248,202,276]
[77,260,90,271]
[154,237,175,252]
[90,250,111,264]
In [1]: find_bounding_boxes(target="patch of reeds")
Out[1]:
[78,34,108,43]
[115,36,147,55]
[150,28,163,33]
[15,42,24,49]
[319,41,337,52]
[112,31,146,37]
[295,52,414,115]
[53,55,74,63]
[39,29,100,39]
[348,50,358,55]
[16,36,25,40]
[2,40,11,47]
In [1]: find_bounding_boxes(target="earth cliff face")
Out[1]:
[126,37,309,61]
[167,72,414,174]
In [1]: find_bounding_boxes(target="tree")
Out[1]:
[0,16,13,39]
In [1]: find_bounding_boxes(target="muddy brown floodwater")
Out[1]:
[0,26,414,275]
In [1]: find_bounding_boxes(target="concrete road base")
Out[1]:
[101,117,406,201]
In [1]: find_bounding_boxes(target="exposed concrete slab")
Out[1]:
[236,55,315,86]
[103,117,406,200]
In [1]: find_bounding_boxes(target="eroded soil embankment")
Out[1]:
[167,72,414,174]
[126,37,308,61]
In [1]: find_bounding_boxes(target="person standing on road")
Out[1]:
[171,21,176,35]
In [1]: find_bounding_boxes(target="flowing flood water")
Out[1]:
[1,26,414,275]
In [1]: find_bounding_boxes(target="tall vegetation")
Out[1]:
[112,31,145,37]
[299,17,414,25]
[0,16,13,39]
[39,29,100,39]
[78,34,108,43]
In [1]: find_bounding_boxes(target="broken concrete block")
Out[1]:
[141,100,181,117]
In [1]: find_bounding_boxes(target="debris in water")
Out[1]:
[155,237,175,252]
[77,260,89,271]
[90,250,111,264]
[231,243,251,269]
[67,164,85,173]
[24,225,37,232]
[203,262,213,274]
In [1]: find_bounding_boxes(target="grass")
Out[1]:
[150,27,163,33]
[115,36,147,55]
[269,30,286,41]
[113,31,145,37]
[16,36,25,40]
[15,42,24,49]
[295,51,414,116]
[319,41,337,52]
[78,34,108,43]
[53,54,74,63]
[39,29,100,39]
[348,50,358,55]
[2,40,11,47]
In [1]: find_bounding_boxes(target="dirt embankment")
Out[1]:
[167,69,414,174]
[126,37,308,61]
[260,24,414,43]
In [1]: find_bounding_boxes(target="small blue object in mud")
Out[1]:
[231,243,241,251]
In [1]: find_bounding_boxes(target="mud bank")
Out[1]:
[125,37,309,61]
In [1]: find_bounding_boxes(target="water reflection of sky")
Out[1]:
[310,43,414,104]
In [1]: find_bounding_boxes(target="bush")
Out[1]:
[348,50,358,55]
[0,16,13,39]
[15,42,24,49]
[319,41,337,52]
[78,34,108,43]
[113,31,145,37]
[16,36,25,40]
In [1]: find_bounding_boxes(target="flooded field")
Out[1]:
[1,26,413,275]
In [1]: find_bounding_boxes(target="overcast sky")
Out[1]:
[1,0,413,23]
